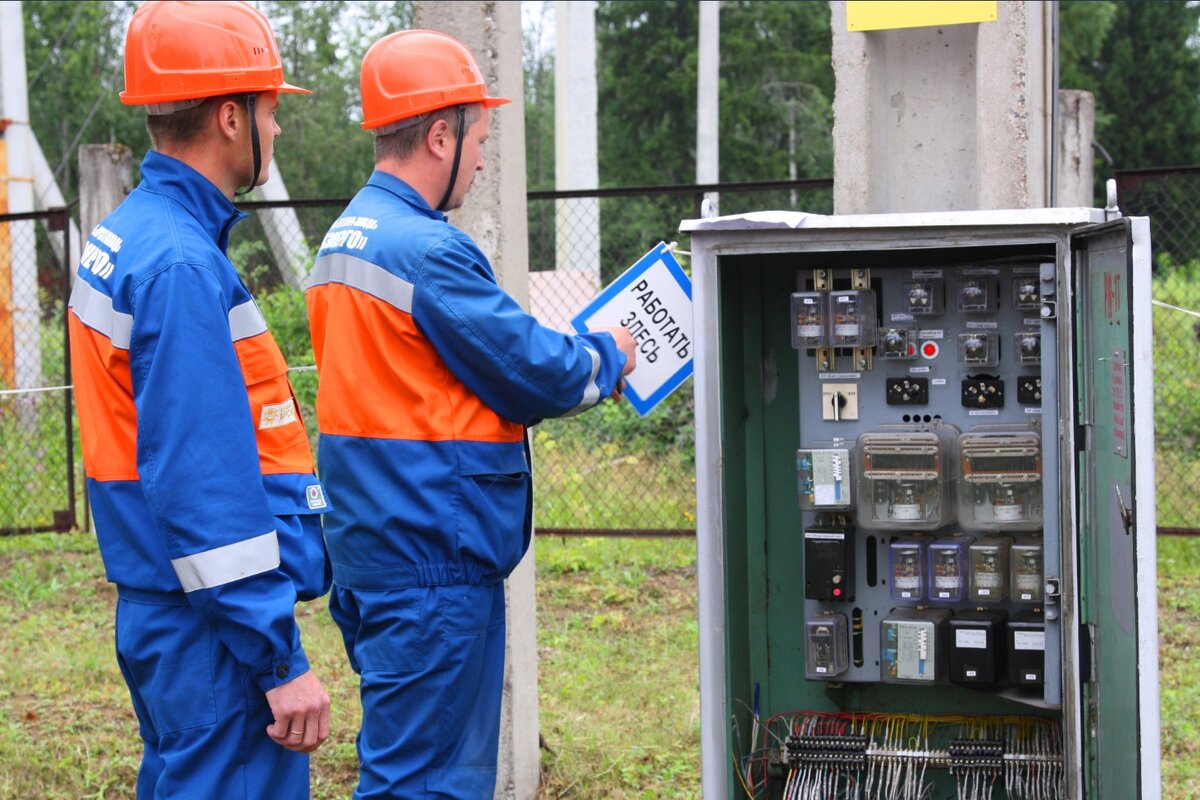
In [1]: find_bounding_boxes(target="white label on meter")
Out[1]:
[893,504,922,521]
[797,325,821,338]
[995,504,1026,521]
[1014,630,1046,651]
[956,629,988,649]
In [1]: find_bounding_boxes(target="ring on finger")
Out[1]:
[288,729,304,736]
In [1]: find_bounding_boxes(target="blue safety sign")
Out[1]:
[571,242,693,416]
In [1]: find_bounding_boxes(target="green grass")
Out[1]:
[1,530,1196,798]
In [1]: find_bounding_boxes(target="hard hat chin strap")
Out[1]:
[235,93,261,198]
[436,105,466,212]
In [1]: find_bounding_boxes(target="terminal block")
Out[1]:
[948,738,1006,775]
[784,733,869,769]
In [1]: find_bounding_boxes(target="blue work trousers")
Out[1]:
[114,591,309,799]
[330,582,506,800]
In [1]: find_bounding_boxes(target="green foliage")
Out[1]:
[594,1,832,187]
[1060,0,1200,198]
[23,1,145,202]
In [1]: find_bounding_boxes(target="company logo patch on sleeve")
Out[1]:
[305,484,328,510]
[259,399,299,430]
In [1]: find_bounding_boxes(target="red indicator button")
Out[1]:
[921,341,940,359]
[832,587,842,597]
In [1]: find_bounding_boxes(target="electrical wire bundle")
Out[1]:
[734,710,1063,800]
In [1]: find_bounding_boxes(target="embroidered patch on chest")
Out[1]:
[305,484,327,510]
[259,399,299,430]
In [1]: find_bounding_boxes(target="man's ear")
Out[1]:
[426,118,451,160]
[214,99,243,142]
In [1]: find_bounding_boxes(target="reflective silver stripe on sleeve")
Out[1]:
[308,252,414,313]
[69,278,133,349]
[170,530,281,592]
[228,299,268,341]
[561,345,602,418]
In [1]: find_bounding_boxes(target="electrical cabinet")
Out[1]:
[684,208,1158,799]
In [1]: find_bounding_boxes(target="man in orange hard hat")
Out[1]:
[68,3,332,797]
[307,29,636,799]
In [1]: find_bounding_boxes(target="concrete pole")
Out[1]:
[255,164,311,290]
[78,145,133,254]
[831,0,1054,213]
[554,0,600,278]
[0,0,42,390]
[413,4,538,799]
[696,0,720,216]
[1057,90,1095,208]
[29,132,81,275]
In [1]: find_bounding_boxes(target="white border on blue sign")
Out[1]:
[570,242,693,416]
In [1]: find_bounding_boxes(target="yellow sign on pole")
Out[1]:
[846,1,998,32]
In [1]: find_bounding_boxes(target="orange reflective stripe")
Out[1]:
[69,312,139,480]
[309,283,523,443]
[234,332,316,475]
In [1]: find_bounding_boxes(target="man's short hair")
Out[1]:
[374,103,483,164]
[145,93,246,149]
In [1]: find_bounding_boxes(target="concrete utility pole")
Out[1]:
[554,0,600,276]
[255,165,312,290]
[0,0,42,391]
[78,145,133,254]
[696,0,720,216]
[412,4,538,799]
[831,0,1064,213]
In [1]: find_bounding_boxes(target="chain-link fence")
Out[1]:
[228,179,833,537]
[0,180,832,539]
[1116,167,1200,534]
[0,208,76,535]
[14,176,1198,538]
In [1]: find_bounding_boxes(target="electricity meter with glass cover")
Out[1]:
[686,207,1159,800]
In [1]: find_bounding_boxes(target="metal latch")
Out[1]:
[1115,485,1133,535]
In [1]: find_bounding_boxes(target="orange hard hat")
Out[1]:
[360,30,510,131]
[120,1,310,108]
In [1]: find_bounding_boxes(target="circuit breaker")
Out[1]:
[685,208,1158,799]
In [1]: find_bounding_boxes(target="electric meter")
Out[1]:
[805,613,850,679]
[1012,276,1041,310]
[928,536,970,603]
[790,292,826,348]
[880,607,950,684]
[889,538,928,601]
[856,422,958,530]
[829,289,878,347]
[957,277,999,313]
[958,332,1000,367]
[879,324,920,360]
[969,536,1012,603]
[901,278,945,315]
[1010,538,1045,603]
[958,425,1043,530]
[796,446,853,509]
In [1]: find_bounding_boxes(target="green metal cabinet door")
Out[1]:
[1071,217,1160,799]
